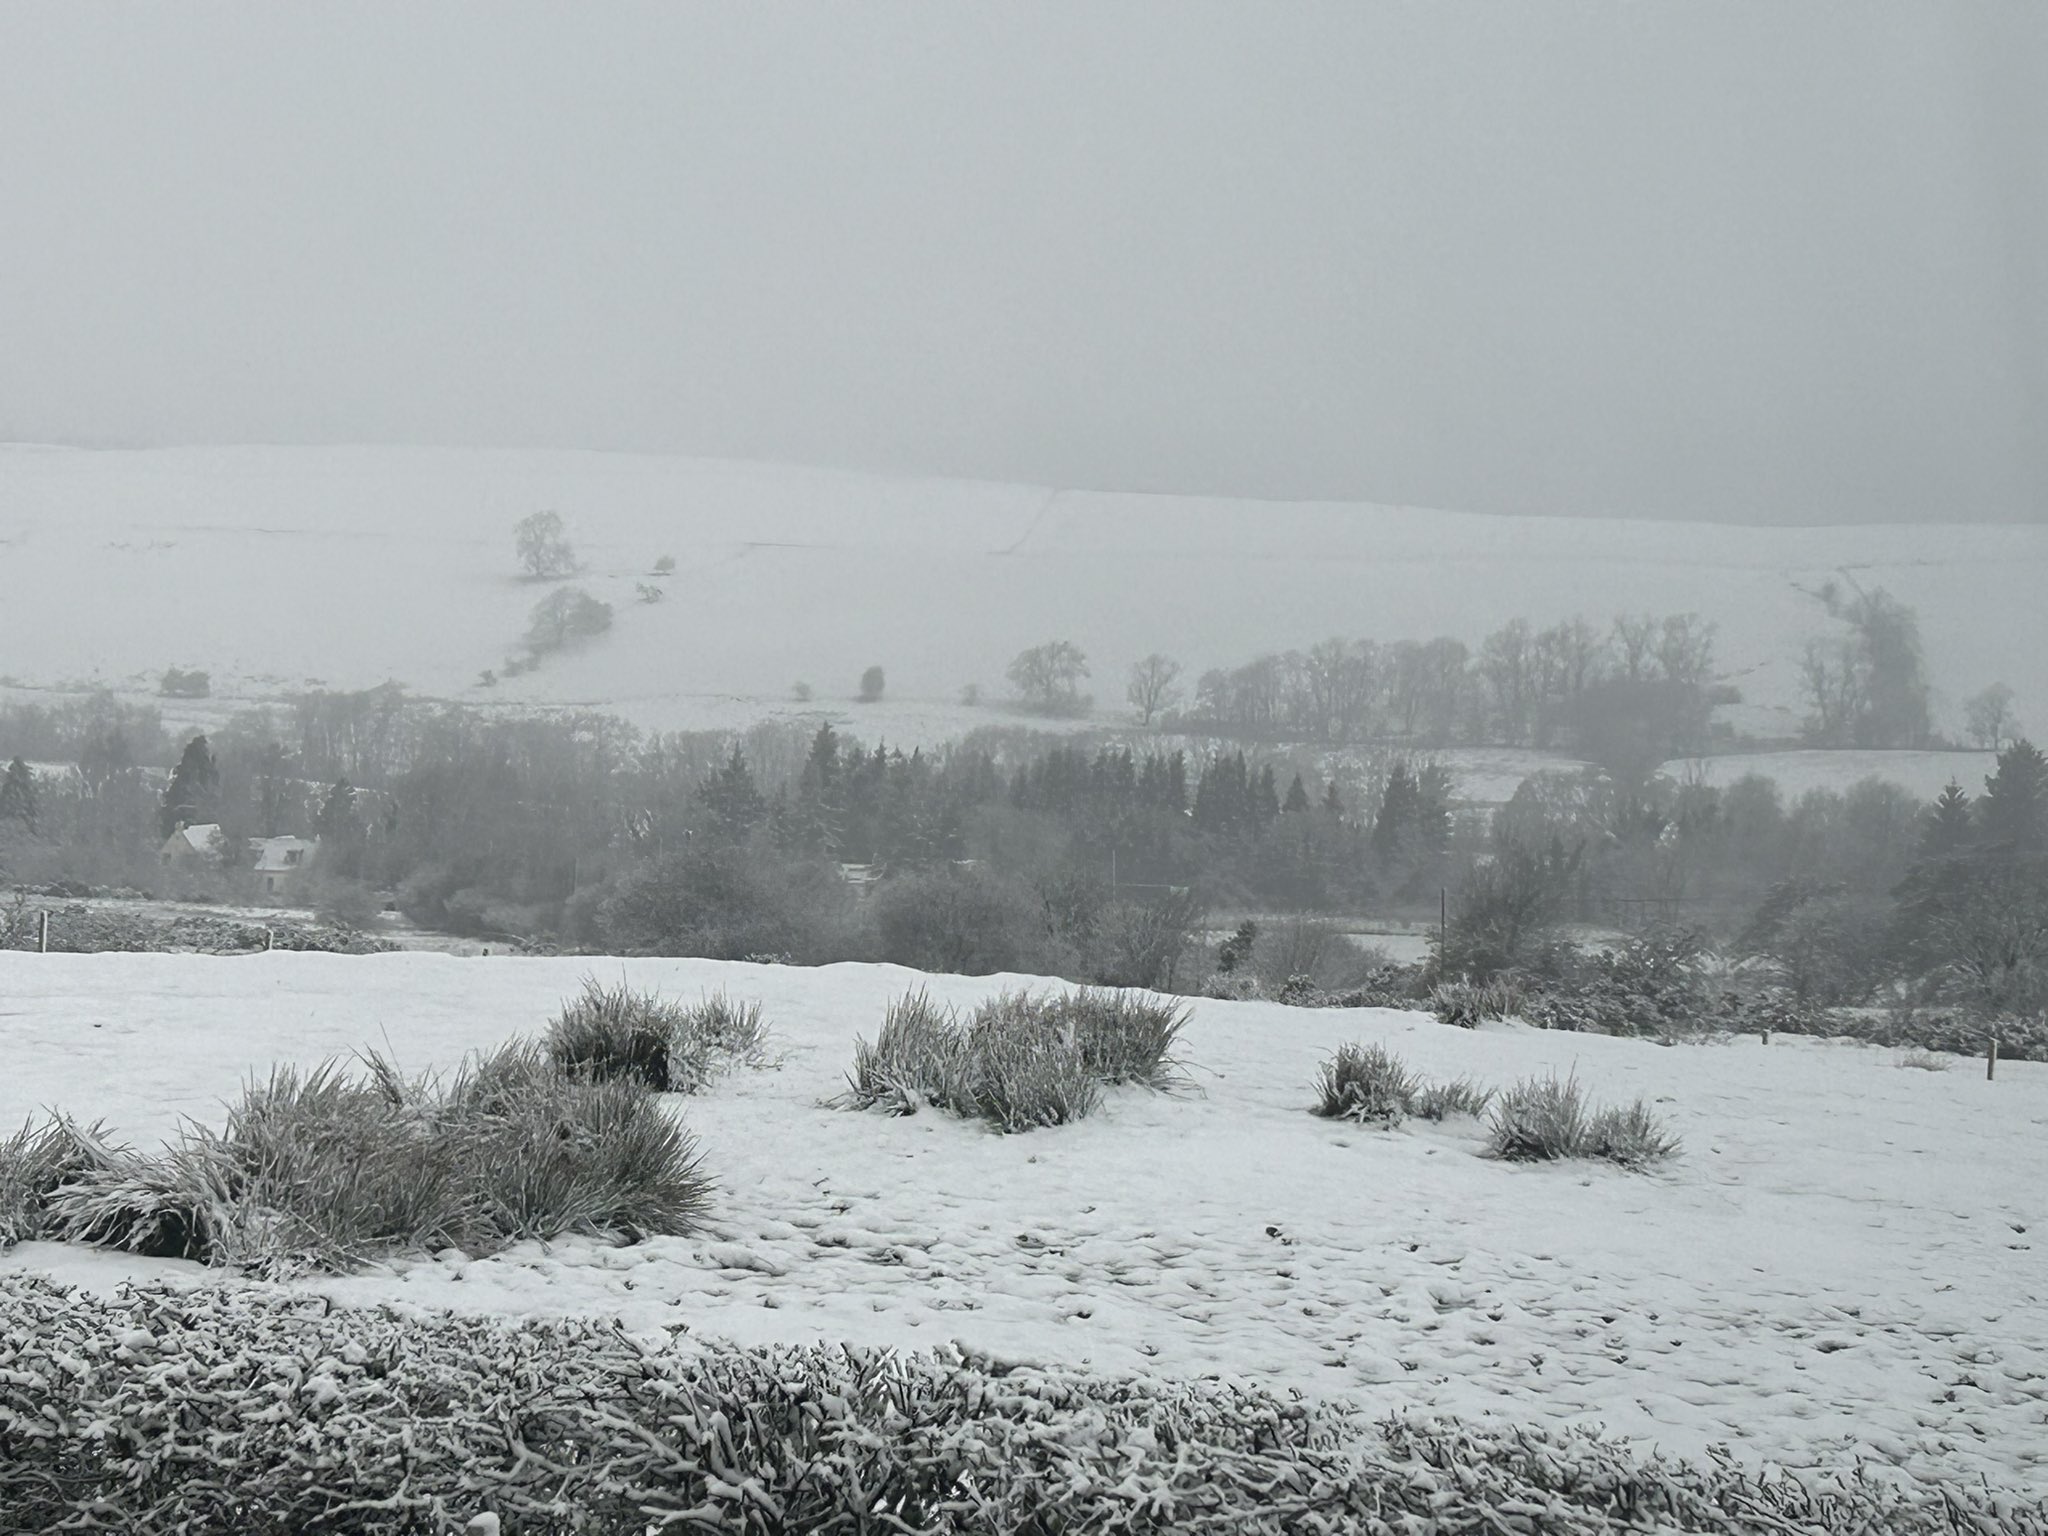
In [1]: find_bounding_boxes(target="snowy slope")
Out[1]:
[1,444,2040,746]
[3,951,2043,1494]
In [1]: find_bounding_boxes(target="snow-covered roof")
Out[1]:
[250,835,316,874]
[168,823,222,854]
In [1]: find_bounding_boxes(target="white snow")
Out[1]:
[3,950,2043,1493]
[1,444,2040,747]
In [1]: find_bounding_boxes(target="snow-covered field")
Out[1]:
[3,951,2043,1494]
[2,444,2040,746]
[1660,748,2003,802]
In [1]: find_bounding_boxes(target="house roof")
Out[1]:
[166,823,222,854]
[251,836,316,873]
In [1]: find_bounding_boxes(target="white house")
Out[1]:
[159,823,225,868]
[250,835,317,895]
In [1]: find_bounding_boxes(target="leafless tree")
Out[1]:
[1125,653,1183,726]
[514,510,578,580]
[1965,683,2019,751]
[1007,640,1090,715]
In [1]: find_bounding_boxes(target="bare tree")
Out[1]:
[514,510,578,579]
[1125,653,1183,726]
[1007,640,1090,715]
[1965,683,2019,751]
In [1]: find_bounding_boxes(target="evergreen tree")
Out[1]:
[698,745,766,843]
[1918,781,1974,860]
[1283,772,1312,815]
[1979,739,2047,854]
[1320,780,1345,821]
[0,757,37,833]
[158,735,221,839]
[1372,762,1419,859]
[315,779,358,842]
[1253,764,1281,826]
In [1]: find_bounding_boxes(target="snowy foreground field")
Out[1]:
[2,951,2045,1498]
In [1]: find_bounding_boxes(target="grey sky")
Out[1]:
[2,2,2042,524]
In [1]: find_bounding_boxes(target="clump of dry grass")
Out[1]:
[842,987,1187,1133]
[29,1042,712,1276]
[1311,1043,1494,1127]
[1486,1071,1679,1168]
[546,976,766,1093]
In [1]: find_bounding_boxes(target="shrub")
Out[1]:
[1411,1076,1496,1121]
[1431,977,1524,1028]
[599,839,864,963]
[1312,1042,1418,1125]
[1486,1072,1679,1168]
[1312,1045,1493,1127]
[1486,1071,1589,1161]
[841,988,1184,1133]
[30,1045,712,1274]
[0,1115,128,1249]
[10,1275,2033,1536]
[859,664,885,702]
[871,863,1048,976]
[1058,988,1188,1089]
[545,978,766,1093]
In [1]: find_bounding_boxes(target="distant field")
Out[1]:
[1,445,2039,751]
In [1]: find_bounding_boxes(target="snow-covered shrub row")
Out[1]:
[0,1043,711,1274]
[1486,1072,1680,1169]
[1311,1042,1493,1127]
[0,900,393,955]
[841,987,1187,1133]
[1431,977,1526,1028]
[545,977,767,1093]
[2,1273,2039,1536]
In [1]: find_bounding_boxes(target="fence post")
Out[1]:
[1987,1036,1998,1081]
[265,927,274,953]
[38,910,49,954]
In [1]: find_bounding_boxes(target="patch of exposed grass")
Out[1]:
[1486,1071,1679,1168]
[546,976,766,1093]
[0,1115,129,1250]
[1057,988,1190,1090]
[1431,978,1525,1028]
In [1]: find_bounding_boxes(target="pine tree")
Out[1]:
[1979,738,2047,854]
[0,757,37,832]
[699,745,766,843]
[315,779,358,842]
[158,735,221,840]
[1919,781,1974,860]
[1253,764,1281,826]
[1373,762,1419,859]
[1321,780,1345,821]
[1283,772,1312,815]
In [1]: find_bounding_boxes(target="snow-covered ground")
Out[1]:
[2,444,2039,746]
[1660,748,2003,802]
[2,951,2043,1494]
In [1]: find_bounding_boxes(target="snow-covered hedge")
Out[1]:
[3,1274,2041,1535]
[0,900,393,955]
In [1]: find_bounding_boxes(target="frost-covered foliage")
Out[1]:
[1312,1043,1493,1127]
[1487,1072,1680,1168]
[546,977,766,1093]
[2,1273,2037,1536]
[0,899,393,954]
[1431,976,1525,1028]
[842,988,1185,1133]
[1521,926,1721,1040]
[5,1045,711,1274]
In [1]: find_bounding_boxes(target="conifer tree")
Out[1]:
[1979,739,2047,854]
[0,757,37,832]
[1283,772,1312,815]
[1918,781,1974,860]
[158,735,221,840]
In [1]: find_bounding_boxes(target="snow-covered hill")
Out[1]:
[2,444,2039,746]
[3,951,2043,1493]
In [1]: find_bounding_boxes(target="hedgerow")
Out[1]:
[1,1274,2039,1536]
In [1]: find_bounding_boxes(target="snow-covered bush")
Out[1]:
[841,988,1185,1133]
[2,1273,2035,1536]
[1312,1043,1492,1127]
[1486,1071,1679,1168]
[546,977,766,1093]
[1431,976,1524,1028]
[16,1043,711,1274]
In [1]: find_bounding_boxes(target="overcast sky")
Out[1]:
[1,3,2042,524]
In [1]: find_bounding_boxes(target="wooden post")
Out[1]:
[1988,1036,1999,1081]
[264,927,274,953]
[38,910,49,954]
[1439,887,1448,958]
